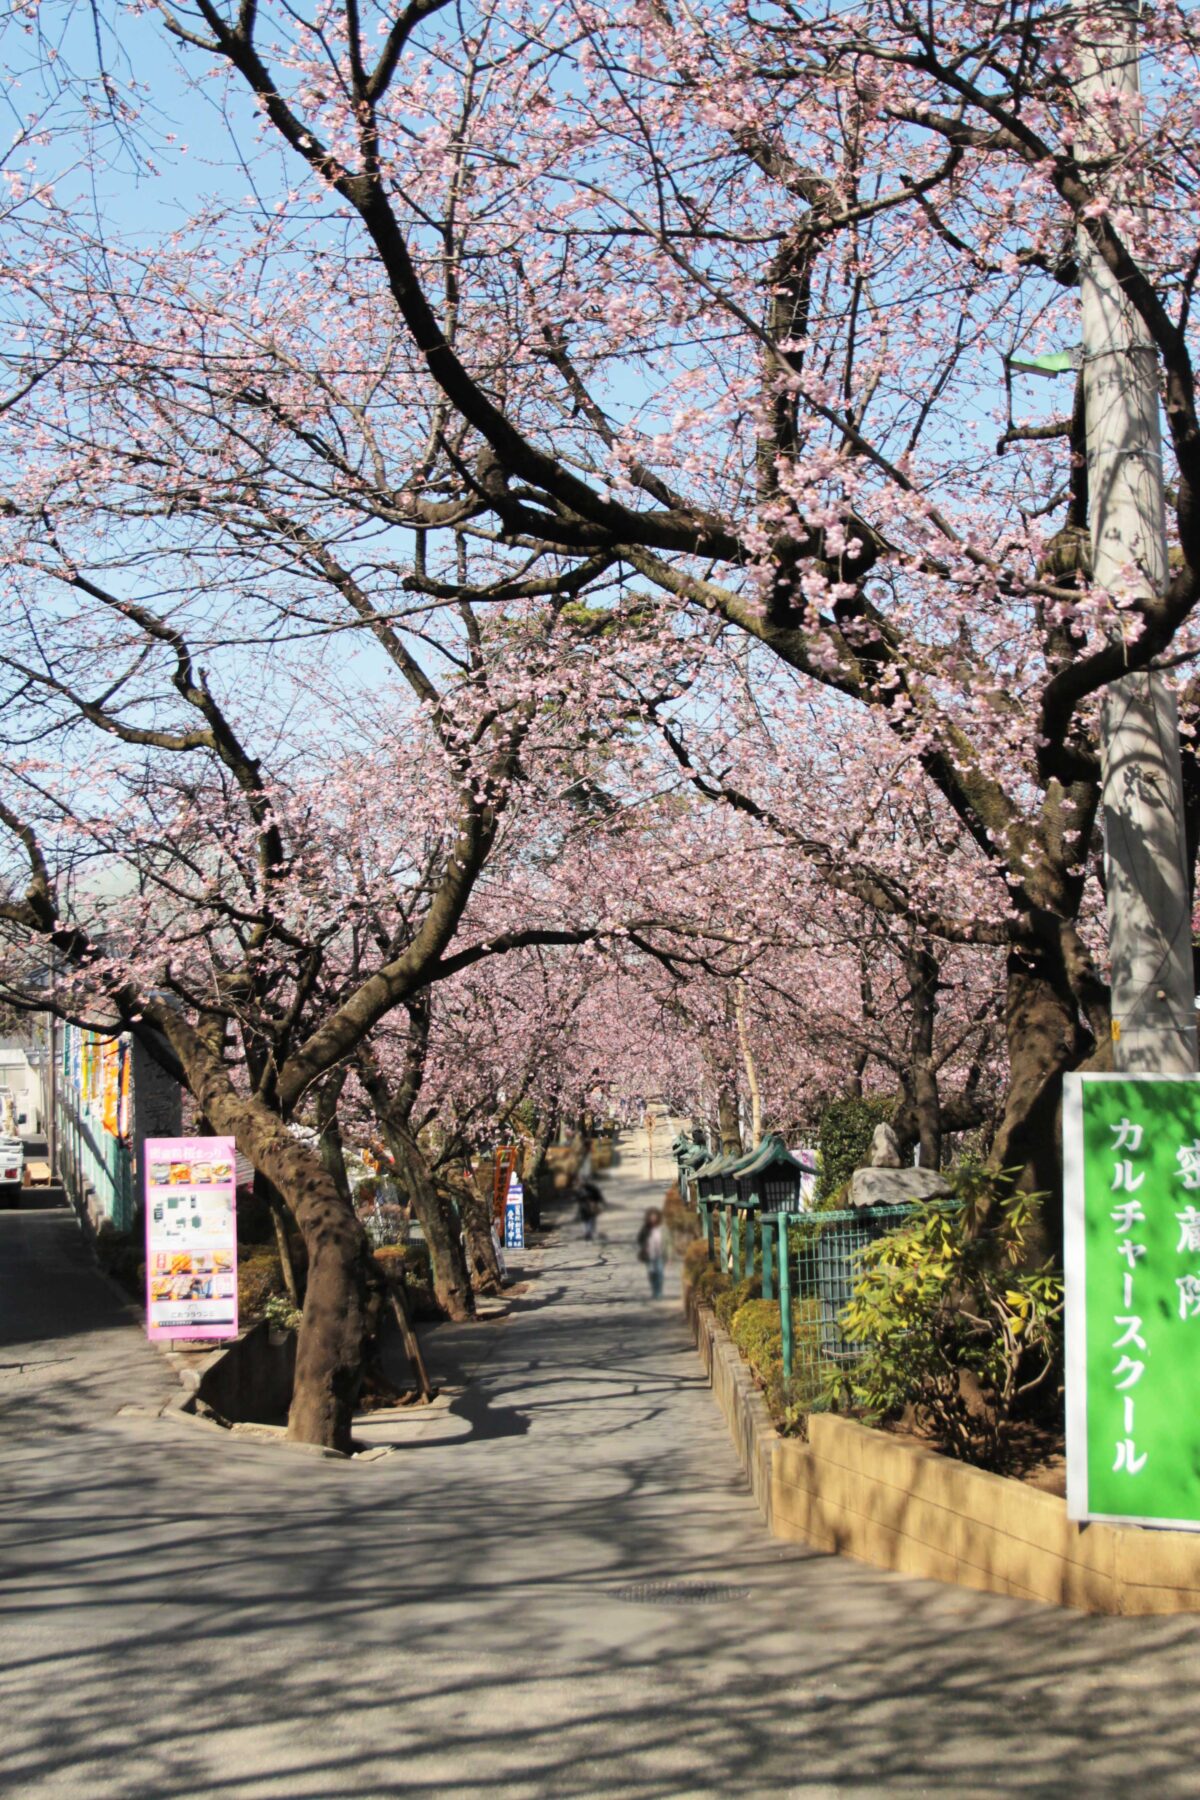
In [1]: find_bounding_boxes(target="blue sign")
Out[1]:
[504,1176,524,1250]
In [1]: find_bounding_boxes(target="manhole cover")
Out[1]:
[609,1582,752,1606]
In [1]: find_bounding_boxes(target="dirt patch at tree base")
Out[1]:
[880,1417,1066,1495]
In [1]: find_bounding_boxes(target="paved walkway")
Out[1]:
[2,1140,1199,1798]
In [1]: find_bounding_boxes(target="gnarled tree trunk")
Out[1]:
[449,1174,504,1296]
[990,944,1092,1263]
[285,1164,375,1450]
[386,1121,475,1320]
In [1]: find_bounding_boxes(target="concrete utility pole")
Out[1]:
[47,1014,57,1175]
[1078,1,1198,1073]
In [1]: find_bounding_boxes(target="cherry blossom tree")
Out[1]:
[76,0,1196,1229]
[0,590,617,1444]
[7,0,1200,1311]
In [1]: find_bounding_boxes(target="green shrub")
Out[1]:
[835,1183,1062,1470]
[692,1260,730,1308]
[764,1366,822,1435]
[815,1096,895,1202]
[729,1298,781,1375]
[729,1297,826,1433]
[714,1274,760,1333]
[263,1294,303,1332]
[238,1248,287,1319]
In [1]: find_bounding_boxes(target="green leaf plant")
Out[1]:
[829,1172,1063,1471]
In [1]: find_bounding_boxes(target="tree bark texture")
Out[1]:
[520,1109,556,1229]
[450,1175,504,1295]
[990,946,1091,1263]
[905,943,942,1171]
[717,1083,743,1157]
[384,1120,475,1320]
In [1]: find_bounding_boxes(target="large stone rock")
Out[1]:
[868,1122,903,1168]
[849,1166,952,1209]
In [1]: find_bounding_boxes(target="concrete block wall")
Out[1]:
[194,1320,296,1427]
[686,1284,776,1525]
[683,1275,1200,1615]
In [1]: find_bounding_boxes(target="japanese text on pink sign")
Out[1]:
[144,1136,239,1341]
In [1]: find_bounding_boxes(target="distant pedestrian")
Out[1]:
[637,1208,667,1299]
[577,1179,606,1242]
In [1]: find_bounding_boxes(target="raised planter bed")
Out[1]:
[172,1318,297,1427]
[684,1274,1200,1615]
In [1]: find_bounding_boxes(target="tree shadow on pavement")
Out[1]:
[2,1422,1198,1799]
[5,1153,1200,1798]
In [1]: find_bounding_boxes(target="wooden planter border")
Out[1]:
[683,1276,1200,1615]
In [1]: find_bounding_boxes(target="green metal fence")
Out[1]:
[56,1085,135,1232]
[762,1204,948,1398]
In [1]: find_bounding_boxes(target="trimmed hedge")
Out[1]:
[729,1297,782,1374]
[714,1274,761,1333]
[691,1258,731,1309]
[729,1295,830,1433]
[686,1242,820,1435]
[683,1237,712,1282]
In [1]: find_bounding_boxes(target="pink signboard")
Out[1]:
[144,1136,239,1340]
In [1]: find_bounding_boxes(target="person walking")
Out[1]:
[637,1208,667,1299]
[576,1179,605,1242]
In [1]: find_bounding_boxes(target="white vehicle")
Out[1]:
[0,1135,24,1197]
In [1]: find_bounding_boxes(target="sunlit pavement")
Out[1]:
[2,1138,1198,1798]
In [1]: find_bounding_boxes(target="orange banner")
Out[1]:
[101,1037,120,1137]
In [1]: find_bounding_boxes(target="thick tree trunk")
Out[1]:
[153,1015,373,1451]
[452,1176,504,1295]
[990,945,1090,1262]
[386,1122,475,1321]
[913,1062,942,1172]
[287,1181,374,1450]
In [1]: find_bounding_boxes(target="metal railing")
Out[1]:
[679,1136,967,1404]
[765,1205,923,1394]
[697,1199,958,1399]
[55,1085,134,1232]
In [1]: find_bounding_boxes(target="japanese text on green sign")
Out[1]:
[1065,1074,1200,1530]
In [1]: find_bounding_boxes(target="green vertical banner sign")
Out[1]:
[1064,1073,1200,1530]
